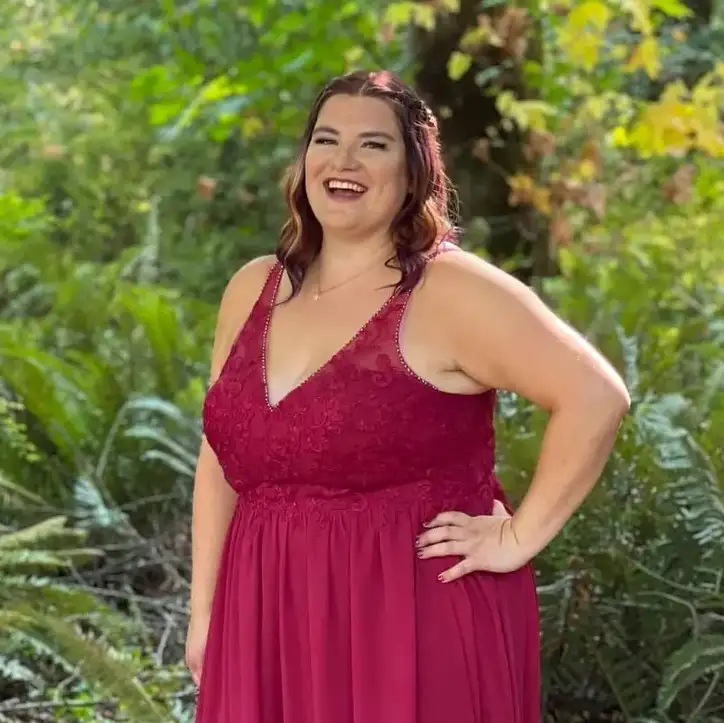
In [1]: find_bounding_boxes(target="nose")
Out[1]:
[330,143,361,171]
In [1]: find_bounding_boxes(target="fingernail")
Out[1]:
[417,549,424,558]
[437,573,445,582]
[415,535,422,547]
[422,521,431,528]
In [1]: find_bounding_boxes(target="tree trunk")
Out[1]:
[412,0,546,281]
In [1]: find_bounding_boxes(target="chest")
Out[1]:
[264,285,399,409]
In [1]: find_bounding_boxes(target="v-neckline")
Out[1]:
[261,264,399,411]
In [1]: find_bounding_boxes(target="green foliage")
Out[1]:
[496,183,724,719]
[0,508,170,721]
[1,0,723,720]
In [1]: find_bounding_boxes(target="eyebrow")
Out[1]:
[312,125,397,142]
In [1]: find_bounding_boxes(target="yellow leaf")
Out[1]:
[610,126,629,147]
[578,95,608,122]
[568,0,610,29]
[650,0,692,19]
[531,186,552,215]
[496,92,556,132]
[383,2,415,26]
[577,159,598,180]
[459,26,490,53]
[447,51,473,81]
[412,4,436,30]
[242,117,264,137]
[556,0,611,69]
[557,29,604,70]
[625,37,660,79]
[569,77,595,96]
[438,0,461,12]
[619,0,652,34]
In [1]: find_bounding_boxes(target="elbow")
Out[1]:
[589,378,631,425]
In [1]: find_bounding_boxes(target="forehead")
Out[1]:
[314,94,400,135]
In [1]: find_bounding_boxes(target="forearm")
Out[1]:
[512,393,628,559]
[190,457,238,618]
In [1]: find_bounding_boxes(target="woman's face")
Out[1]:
[304,94,409,239]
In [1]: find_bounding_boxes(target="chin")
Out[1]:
[318,218,369,235]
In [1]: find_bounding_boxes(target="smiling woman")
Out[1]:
[278,70,453,300]
[189,70,630,723]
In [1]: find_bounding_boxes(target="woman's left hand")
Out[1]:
[416,501,531,581]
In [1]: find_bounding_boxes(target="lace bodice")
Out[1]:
[202,258,498,522]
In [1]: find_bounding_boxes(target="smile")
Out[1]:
[323,178,368,200]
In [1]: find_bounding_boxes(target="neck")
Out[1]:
[315,230,395,279]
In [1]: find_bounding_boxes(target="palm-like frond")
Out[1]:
[0,515,170,720]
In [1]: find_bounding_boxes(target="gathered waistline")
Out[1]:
[233,478,496,523]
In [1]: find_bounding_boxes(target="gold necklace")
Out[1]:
[312,254,388,301]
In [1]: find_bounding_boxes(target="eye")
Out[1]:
[363,140,387,150]
[312,137,336,145]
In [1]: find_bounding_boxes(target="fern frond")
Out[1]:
[658,634,724,711]
[0,607,168,721]
[0,516,86,550]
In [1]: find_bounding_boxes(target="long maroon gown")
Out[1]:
[197,256,540,722]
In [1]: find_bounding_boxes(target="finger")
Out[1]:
[438,557,475,583]
[418,540,470,559]
[491,500,511,518]
[424,510,470,529]
[417,524,467,548]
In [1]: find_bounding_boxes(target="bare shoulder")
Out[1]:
[420,247,524,305]
[218,255,277,329]
[418,247,629,411]
[209,255,276,380]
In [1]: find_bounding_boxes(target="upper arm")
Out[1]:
[431,253,630,413]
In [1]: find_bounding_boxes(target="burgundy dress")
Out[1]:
[197,258,540,723]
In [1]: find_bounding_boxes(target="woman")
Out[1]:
[187,70,630,723]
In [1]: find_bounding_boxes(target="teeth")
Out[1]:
[326,179,366,193]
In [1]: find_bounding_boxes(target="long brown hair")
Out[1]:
[276,70,457,297]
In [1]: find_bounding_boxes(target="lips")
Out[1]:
[323,178,368,197]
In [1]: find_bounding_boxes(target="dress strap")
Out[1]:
[258,261,283,309]
[427,229,459,260]
[383,232,460,327]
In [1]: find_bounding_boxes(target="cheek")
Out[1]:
[304,148,326,180]
[377,157,408,202]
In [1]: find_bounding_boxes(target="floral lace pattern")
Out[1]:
[202,257,499,523]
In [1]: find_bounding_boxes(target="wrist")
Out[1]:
[509,513,544,561]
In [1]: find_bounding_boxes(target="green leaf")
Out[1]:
[447,51,473,81]
[650,0,692,18]
[383,1,416,26]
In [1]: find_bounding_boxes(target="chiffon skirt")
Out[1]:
[195,484,540,723]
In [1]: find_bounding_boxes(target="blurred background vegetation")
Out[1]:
[1,0,723,720]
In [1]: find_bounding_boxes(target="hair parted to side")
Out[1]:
[276,69,458,297]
